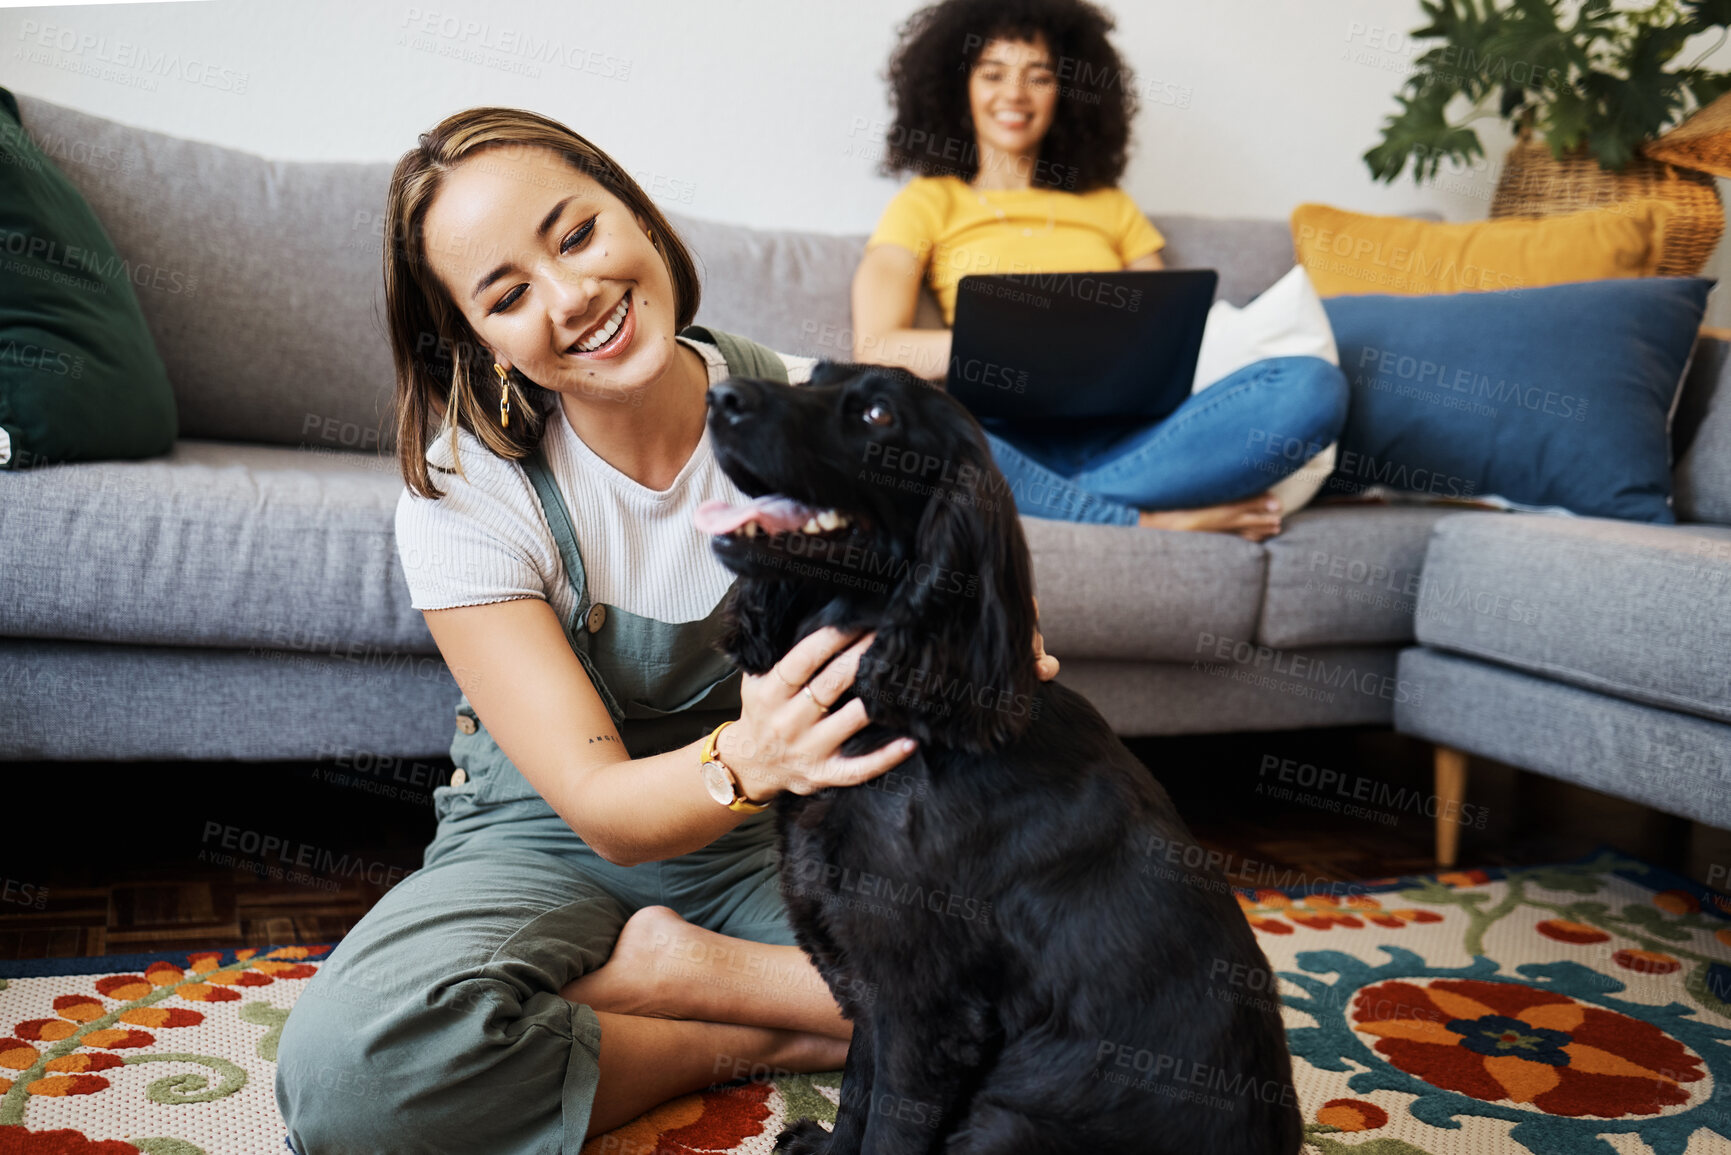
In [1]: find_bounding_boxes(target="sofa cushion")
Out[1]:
[1258,505,1462,648]
[1414,513,1731,723]
[667,211,876,362]
[14,94,398,454]
[0,639,459,762]
[1023,518,1266,662]
[0,439,433,654]
[15,92,1305,449]
[1157,215,1299,307]
[0,435,1270,669]
[1396,647,1731,830]
[670,209,1305,364]
[1061,647,1402,737]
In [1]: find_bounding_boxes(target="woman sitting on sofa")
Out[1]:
[852,0,1348,541]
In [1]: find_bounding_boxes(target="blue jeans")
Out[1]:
[982,355,1350,526]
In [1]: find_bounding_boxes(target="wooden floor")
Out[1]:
[0,727,1717,960]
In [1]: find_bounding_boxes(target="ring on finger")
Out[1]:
[771,665,800,691]
[801,684,830,711]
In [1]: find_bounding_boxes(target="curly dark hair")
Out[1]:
[880,0,1137,192]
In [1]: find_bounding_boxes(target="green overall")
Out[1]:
[277,330,797,1155]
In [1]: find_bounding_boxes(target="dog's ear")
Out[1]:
[856,431,1041,752]
[720,580,800,675]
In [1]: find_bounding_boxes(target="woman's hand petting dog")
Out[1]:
[720,627,917,800]
[721,615,1059,802]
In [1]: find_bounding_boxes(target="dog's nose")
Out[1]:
[706,378,759,424]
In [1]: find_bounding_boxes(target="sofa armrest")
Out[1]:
[1676,332,1731,525]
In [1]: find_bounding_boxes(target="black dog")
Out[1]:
[699,363,1301,1155]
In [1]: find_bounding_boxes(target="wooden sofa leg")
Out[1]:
[1434,746,1468,869]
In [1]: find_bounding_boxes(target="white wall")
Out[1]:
[5,0,1730,316]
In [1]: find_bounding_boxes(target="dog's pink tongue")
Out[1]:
[694,495,816,536]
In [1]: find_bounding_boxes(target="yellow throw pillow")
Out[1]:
[1291,201,1674,297]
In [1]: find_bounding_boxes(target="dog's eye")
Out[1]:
[863,402,895,427]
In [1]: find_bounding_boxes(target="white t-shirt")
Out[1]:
[393,335,816,627]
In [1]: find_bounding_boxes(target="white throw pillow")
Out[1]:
[1191,264,1339,513]
[1191,264,1339,391]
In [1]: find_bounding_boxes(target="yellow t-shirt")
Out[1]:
[866,175,1167,325]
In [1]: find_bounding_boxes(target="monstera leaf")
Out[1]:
[1368,0,1731,181]
[1365,89,1486,182]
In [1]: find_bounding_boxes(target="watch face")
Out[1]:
[701,760,736,806]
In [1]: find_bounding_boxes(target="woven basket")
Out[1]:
[1489,137,1723,276]
[1644,90,1731,179]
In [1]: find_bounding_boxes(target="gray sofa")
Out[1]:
[3,95,1728,866]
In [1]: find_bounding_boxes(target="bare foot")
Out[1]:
[1138,494,1283,541]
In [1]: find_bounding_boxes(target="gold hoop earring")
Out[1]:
[494,362,511,428]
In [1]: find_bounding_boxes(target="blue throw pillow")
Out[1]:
[1320,277,1713,523]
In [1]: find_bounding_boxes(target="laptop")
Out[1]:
[945,269,1218,427]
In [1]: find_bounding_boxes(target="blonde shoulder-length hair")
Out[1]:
[385,106,701,499]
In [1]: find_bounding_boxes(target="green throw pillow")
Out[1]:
[0,85,175,468]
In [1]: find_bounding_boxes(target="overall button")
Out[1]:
[450,767,468,787]
[456,713,478,735]
[586,604,607,634]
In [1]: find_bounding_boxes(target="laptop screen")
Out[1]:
[946,269,1217,424]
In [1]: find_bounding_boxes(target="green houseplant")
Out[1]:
[1366,0,1731,182]
[1362,0,1731,274]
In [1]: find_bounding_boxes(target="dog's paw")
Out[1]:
[774,1117,833,1155]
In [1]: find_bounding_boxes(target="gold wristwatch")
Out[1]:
[700,721,771,813]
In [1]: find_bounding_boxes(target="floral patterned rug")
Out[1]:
[0,947,319,1154]
[5,851,1731,1154]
